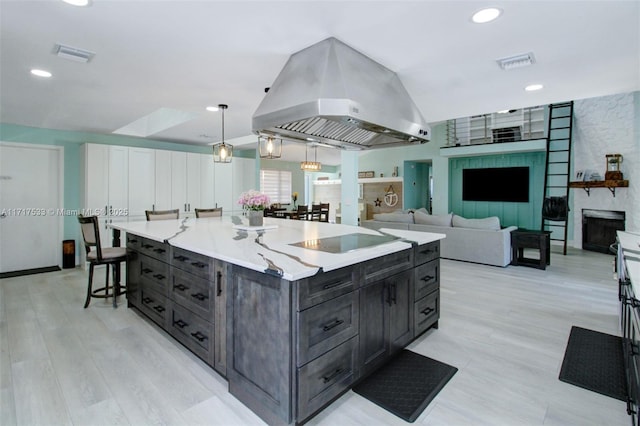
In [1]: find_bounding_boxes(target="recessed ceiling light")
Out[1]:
[525,84,544,92]
[30,69,52,78]
[472,7,502,23]
[62,0,89,6]
[206,106,219,112]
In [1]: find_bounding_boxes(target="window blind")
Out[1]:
[260,169,292,204]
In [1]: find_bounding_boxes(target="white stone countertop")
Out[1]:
[618,231,640,296]
[111,216,445,281]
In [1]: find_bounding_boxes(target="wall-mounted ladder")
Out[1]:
[541,101,574,255]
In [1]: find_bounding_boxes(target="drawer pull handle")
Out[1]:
[191,293,207,301]
[420,275,435,283]
[152,274,166,280]
[153,305,165,313]
[142,268,153,274]
[323,280,345,290]
[191,261,206,269]
[191,331,207,342]
[141,243,153,249]
[128,238,138,243]
[216,271,222,296]
[420,307,435,316]
[153,248,166,254]
[631,342,640,356]
[142,297,153,304]
[322,368,344,384]
[174,255,189,262]
[174,284,189,292]
[174,319,188,329]
[322,319,344,332]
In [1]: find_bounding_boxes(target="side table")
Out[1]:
[511,229,552,270]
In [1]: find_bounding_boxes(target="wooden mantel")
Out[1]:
[569,179,629,197]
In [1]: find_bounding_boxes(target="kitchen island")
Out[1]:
[112,216,445,425]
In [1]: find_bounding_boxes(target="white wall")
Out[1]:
[571,92,639,247]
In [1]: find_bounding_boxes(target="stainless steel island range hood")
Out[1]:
[252,37,430,150]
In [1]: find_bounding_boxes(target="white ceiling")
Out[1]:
[1,0,639,166]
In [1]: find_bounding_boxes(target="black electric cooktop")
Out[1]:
[289,233,399,254]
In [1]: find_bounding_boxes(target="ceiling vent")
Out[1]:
[496,52,535,70]
[53,43,95,63]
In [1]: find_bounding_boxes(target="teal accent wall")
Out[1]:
[403,161,431,210]
[448,152,546,228]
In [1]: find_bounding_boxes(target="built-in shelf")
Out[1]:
[439,139,547,158]
[569,179,629,197]
[313,176,402,185]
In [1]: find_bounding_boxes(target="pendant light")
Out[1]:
[259,135,282,159]
[300,144,321,172]
[213,104,233,163]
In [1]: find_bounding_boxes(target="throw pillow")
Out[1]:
[372,212,415,223]
[414,211,453,227]
[452,215,501,230]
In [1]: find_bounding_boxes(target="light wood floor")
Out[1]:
[1,247,630,426]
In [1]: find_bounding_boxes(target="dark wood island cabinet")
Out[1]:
[115,218,443,425]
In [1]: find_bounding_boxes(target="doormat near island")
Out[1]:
[558,326,627,401]
[353,349,458,423]
[0,265,60,279]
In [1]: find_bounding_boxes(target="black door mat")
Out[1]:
[353,350,457,422]
[0,266,60,279]
[559,326,627,401]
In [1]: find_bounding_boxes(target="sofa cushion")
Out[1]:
[452,214,501,230]
[372,212,414,223]
[414,211,452,227]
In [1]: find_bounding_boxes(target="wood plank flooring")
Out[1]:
[0,247,630,425]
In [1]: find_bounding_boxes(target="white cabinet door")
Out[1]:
[200,154,215,209]
[214,161,233,214]
[154,149,172,210]
[171,152,187,214]
[186,153,201,213]
[107,145,128,215]
[128,147,155,220]
[232,157,256,215]
[83,144,109,214]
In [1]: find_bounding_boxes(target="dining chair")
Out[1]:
[145,209,179,221]
[77,215,127,308]
[309,204,322,221]
[292,205,309,220]
[195,207,223,218]
[319,202,330,222]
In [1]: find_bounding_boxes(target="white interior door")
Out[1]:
[0,143,63,273]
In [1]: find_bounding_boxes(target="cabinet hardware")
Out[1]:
[174,255,189,262]
[141,243,153,249]
[420,248,436,256]
[420,275,435,283]
[216,271,222,296]
[391,283,397,304]
[627,398,637,415]
[152,274,166,280]
[142,297,153,304]
[153,248,166,254]
[191,293,207,301]
[420,307,434,315]
[631,342,640,356]
[174,319,188,328]
[322,280,346,290]
[322,319,344,332]
[191,331,207,342]
[191,261,206,269]
[142,268,152,274]
[127,238,138,244]
[174,283,189,291]
[153,305,165,313]
[322,368,344,383]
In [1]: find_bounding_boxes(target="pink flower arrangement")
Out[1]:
[238,190,270,211]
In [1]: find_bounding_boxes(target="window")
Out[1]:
[260,169,292,204]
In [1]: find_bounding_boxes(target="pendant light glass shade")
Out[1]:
[213,104,233,163]
[259,135,282,159]
[300,145,322,171]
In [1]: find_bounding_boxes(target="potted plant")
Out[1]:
[238,190,270,226]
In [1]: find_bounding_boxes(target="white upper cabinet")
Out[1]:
[200,154,215,209]
[128,147,155,220]
[171,151,188,214]
[154,149,172,211]
[231,157,256,215]
[213,161,233,214]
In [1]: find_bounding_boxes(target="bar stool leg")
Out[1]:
[84,263,94,308]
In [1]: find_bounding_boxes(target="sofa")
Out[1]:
[362,209,517,267]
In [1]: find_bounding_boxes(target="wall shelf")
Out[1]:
[569,179,629,197]
[439,139,547,158]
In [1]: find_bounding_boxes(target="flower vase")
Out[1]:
[248,210,264,227]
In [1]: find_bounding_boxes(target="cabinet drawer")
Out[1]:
[126,234,140,250]
[363,248,413,282]
[297,266,356,311]
[170,268,214,320]
[297,292,359,366]
[414,259,439,301]
[140,256,169,297]
[414,290,439,336]
[169,302,214,366]
[414,241,440,266]
[297,337,358,422]
[139,285,168,328]
[137,236,170,262]
[171,246,212,279]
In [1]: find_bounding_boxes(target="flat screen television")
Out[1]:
[462,167,529,202]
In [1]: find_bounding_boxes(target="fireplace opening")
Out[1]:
[582,209,625,253]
